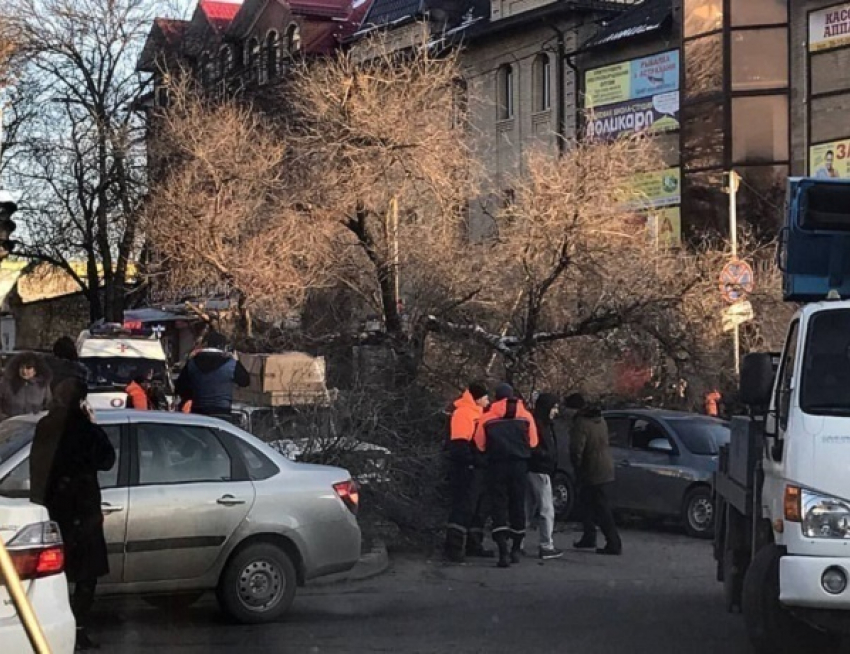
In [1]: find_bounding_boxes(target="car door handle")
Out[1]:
[101,503,124,515]
[217,495,246,507]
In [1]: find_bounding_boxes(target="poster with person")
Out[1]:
[810,141,850,179]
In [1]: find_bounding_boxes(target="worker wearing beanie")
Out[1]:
[444,381,492,563]
[474,383,539,568]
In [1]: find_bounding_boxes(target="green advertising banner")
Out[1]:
[629,167,682,209]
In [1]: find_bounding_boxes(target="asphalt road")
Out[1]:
[88,525,765,654]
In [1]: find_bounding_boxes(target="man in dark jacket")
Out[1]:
[175,331,250,417]
[528,392,563,560]
[30,379,116,650]
[444,382,492,562]
[45,336,90,392]
[566,393,622,555]
[474,383,538,568]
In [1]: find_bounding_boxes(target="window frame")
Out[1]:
[129,422,249,487]
[604,415,631,449]
[776,320,800,429]
[497,64,515,121]
[533,53,551,113]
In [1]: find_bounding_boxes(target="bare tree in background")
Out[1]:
[5,0,152,322]
[428,138,706,390]
[286,35,479,371]
[145,76,331,336]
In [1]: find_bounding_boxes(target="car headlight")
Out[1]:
[802,489,850,539]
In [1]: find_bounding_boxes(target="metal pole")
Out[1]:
[0,539,54,654]
[391,196,399,307]
[729,170,740,376]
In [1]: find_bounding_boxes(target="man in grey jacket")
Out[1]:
[566,393,622,555]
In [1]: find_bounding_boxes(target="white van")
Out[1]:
[77,328,172,411]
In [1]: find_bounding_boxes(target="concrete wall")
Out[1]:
[461,16,600,236]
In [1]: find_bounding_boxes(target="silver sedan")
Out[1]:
[0,410,362,623]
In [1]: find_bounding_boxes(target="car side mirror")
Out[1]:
[647,438,674,454]
[740,353,775,410]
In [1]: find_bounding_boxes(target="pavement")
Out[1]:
[86,524,783,654]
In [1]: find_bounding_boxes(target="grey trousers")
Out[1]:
[526,472,555,549]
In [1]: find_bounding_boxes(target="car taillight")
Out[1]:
[6,521,65,581]
[334,480,360,515]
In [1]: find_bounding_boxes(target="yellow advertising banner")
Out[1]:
[585,61,631,108]
[809,140,850,178]
[648,206,682,249]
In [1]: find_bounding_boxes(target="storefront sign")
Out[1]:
[809,139,850,178]
[586,92,680,140]
[628,167,682,209]
[585,50,680,109]
[810,4,850,52]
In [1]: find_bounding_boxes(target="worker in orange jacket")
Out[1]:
[444,382,492,563]
[474,383,538,568]
[125,375,150,410]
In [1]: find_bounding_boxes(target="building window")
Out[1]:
[730,0,787,27]
[246,37,261,82]
[732,95,789,164]
[683,0,723,37]
[201,51,215,86]
[684,34,723,98]
[220,45,234,77]
[452,76,468,129]
[265,31,281,82]
[498,64,514,120]
[287,24,302,56]
[533,54,551,113]
[730,28,788,92]
[681,102,725,170]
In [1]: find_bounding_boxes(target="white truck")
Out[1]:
[714,178,850,652]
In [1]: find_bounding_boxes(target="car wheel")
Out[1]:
[143,592,204,612]
[217,542,297,624]
[683,486,715,539]
[742,544,836,654]
[552,472,575,520]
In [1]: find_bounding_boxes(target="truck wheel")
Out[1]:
[683,486,714,539]
[217,542,297,624]
[742,544,835,654]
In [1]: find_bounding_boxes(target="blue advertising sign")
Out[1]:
[630,51,679,101]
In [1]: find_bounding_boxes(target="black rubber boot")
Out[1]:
[510,536,524,564]
[466,531,495,558]
[495,534,510,568]
[444,527,466,563]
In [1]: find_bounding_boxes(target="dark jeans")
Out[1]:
[579,483,622,551]
[488,460,528,540]
[71,578,98,628]
[447,461,487,533]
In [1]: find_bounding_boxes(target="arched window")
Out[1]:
[533,54,551,112]
[201,51,215,86]
[220,44,235,77]
[246,37,261,82]
[265,30,281,82]
[287,24,302,56]
[497,64,514,120]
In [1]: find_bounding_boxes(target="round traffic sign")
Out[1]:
[719,259,755,303]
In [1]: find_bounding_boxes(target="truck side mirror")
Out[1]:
[740,353,774,408]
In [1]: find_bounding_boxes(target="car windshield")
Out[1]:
[667,419,729,455]
[81,357,169,388]
[0,420,35,465]
[801,309,850,415]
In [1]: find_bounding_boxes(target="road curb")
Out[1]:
[311,540,389,586]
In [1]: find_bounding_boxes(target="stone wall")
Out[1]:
[10,291,93,351]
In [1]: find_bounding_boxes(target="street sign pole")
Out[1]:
[727,170,741,376]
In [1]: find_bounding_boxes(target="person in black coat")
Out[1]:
[44,336,90,392]
[527,392,563,560]
[30,378,116,651]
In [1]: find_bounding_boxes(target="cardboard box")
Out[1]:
[235,352,331,406]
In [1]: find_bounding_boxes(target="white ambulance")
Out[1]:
[76,325,173,411]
